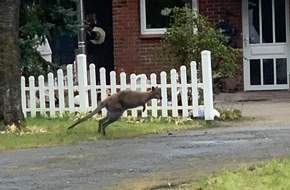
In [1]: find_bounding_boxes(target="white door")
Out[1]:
[242,0,290,91]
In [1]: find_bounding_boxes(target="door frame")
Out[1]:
[242,0,290,91]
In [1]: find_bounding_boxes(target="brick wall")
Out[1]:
[199,0,243,90]
[112,0,170,81]
[112,0,243,89]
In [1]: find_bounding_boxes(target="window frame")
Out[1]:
[140,0,198,35]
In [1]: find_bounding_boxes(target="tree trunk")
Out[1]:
[0,0,25,128]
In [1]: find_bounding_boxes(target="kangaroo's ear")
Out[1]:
[152,86,159,91]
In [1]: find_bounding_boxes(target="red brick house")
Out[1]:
[83,0,289,91]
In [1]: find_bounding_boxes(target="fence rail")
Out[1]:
[21,51,215,120]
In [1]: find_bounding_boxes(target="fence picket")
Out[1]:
[150,73,158,117]
[89,64,98,110]
[130,74,137,117]
[100,67,107,117]
[160,72,168,117]
[28,76,36,117]
[67,64,75,113]
[21,76,27,118]
[110,71,117,95]
[120,72,127,117]
[38,75,46,116]
[57,69,65,116]
[180,66,189,117]
[170,69,178,117]
[191,61,199,117]
[48,73,56,117]
[140,74,148,117]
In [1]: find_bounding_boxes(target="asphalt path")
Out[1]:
[1,124,290,190]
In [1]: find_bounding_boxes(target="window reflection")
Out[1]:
[249,0,260,43]
[261,0,273,43]
[250,59,261,85]
[276,58,287,84]
[263,59,274,85]
[275,0,286,43]
[145,0,184,29]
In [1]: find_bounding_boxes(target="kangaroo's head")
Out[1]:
[150,86,162,100]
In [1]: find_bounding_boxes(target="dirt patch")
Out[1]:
[215,99,290,126]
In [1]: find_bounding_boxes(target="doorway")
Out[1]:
[84,0,114,82]
[242,0,290,90]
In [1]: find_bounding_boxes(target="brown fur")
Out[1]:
[68,87,162,135]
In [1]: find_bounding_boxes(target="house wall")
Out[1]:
[112,0,244,90]
[199,0,243,90]
[112,0,170,80]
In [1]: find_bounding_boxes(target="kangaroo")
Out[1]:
[68,87,162,135]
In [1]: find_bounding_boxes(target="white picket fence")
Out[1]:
[21,50,215,120]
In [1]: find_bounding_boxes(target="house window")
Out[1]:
[140,0,188,35]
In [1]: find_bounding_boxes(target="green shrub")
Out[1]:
[218,108,242,121]
[157,6,242,80]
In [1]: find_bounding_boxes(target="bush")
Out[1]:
[157,6,242,80]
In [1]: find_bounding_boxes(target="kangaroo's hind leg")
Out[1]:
[100,111,123,135]
[98,116,107,133]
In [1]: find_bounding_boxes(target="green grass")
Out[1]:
[0,116,205,150]
[162,158,290,190]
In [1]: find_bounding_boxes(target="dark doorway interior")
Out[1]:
[84,0,114,83]
[50,0,114,83]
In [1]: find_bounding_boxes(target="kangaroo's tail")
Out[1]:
[68,105,102,129]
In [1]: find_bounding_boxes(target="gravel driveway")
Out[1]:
[1,99,290,190]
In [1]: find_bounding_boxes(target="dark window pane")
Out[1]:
[276,58,287,84]
[275,0,286,42]
[250,59,261,85]
[249,0,260,44]
[262,0,273,43]
[145,0,184,29]
[263,59,274,85]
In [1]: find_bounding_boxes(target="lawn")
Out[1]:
[160,158,290,190]
[0,116,205,150]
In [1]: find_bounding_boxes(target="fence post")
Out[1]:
[201,50,214,120]
[77,54,89,113]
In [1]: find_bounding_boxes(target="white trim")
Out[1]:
[242,0,290,91]
[140,0,198,35]
[286,0,290,85]
[192,0,199,13]
[140,0,167,35]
